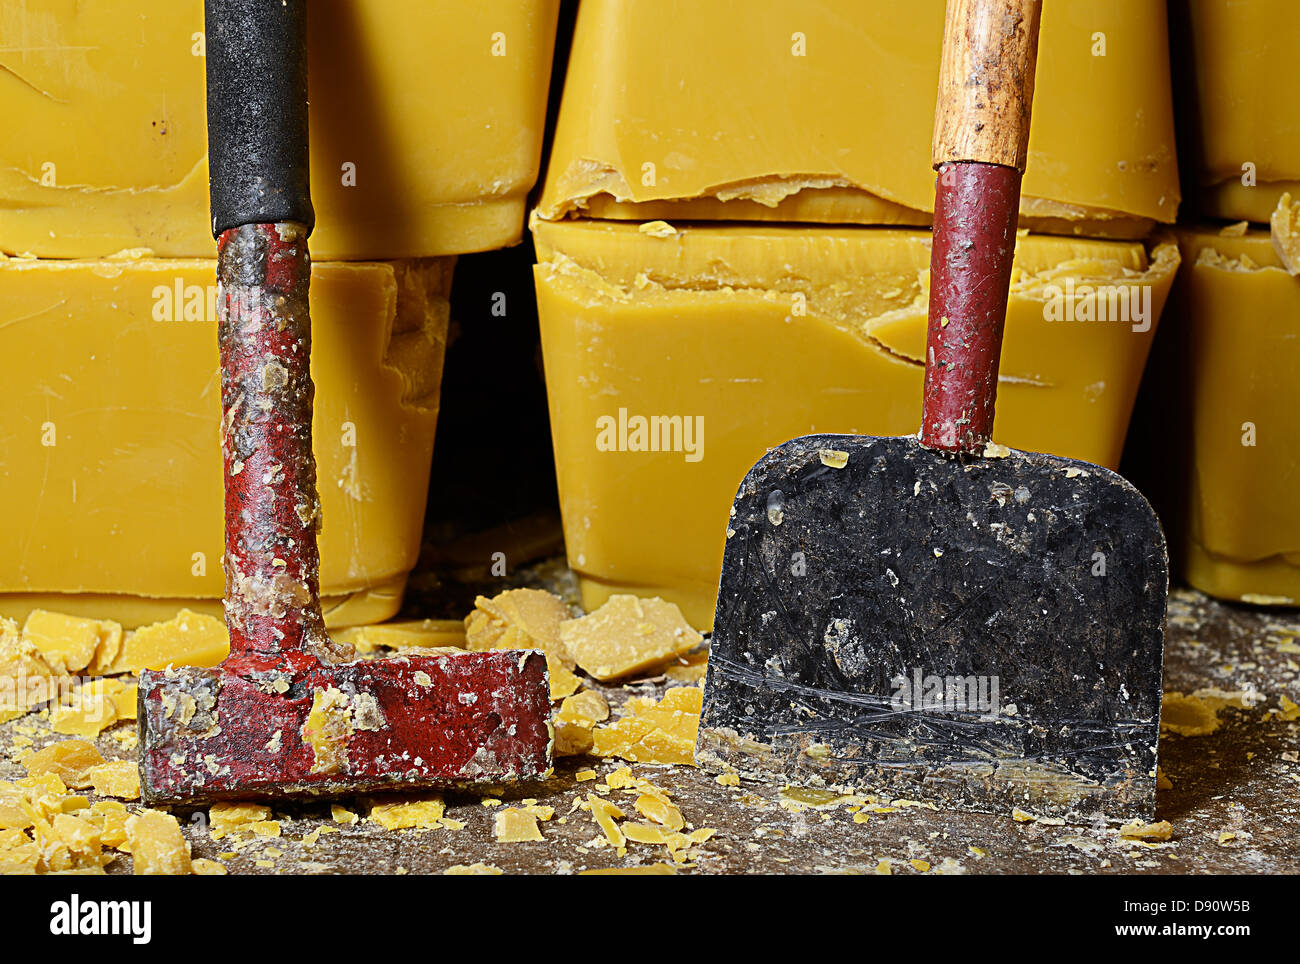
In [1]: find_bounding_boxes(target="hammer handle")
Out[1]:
[206,0,340,668]
[919,0,1041,454]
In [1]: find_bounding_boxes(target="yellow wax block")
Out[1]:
[0,257,449,628]
[534,219,1178,628]
[0,1,560,259]
[537,0,1178,233]
[1178,0,1300,222]
[1134,227,1300,604]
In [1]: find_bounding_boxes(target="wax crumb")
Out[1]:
[638,220,679,238]
[575,769,597,782]
[86,761,140,800]
[367,795,446,831]
[818,449,849,469]
[208,802,271,839]
[716,772,740,786]
[982,441,1012,458]
[875,859,892,875]
[1120,820,1173,841]
[910,859,931,872]
[192,858,228,875]
[331,804,359,825]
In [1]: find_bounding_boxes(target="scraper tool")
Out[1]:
[138,0,551,805]
[696,0,1167,823]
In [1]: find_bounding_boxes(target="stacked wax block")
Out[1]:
[1129,0,1300,605]
[531,0,1183,628]
[0,1,560,626]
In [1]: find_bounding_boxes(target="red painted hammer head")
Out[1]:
[138,0,552,806]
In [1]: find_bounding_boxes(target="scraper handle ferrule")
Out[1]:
[921,0,1040,454]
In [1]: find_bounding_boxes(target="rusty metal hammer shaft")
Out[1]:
[137,0,551,805]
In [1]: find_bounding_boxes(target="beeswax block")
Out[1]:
[1133,227,1300,604]
[537,0,1178,234]
[534,219,1178,627]
[1177,0,1300,222]
[0,257,449,628]
[558,595,702,681]
[0,1,560,258]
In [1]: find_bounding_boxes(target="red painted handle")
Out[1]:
[920,0,1041,453]
[919,162,1022,452]
[217,222,337,671]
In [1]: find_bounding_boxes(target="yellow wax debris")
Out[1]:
[1119,820,1173,842]
[86,761,140,801]
[910,859,931,873]
[107,610,230,675]
[209,802,272,839]
[23,740,105,789]
[634,793,685,832]
[445,862,504,875]
[591,685,702,765]
[464,588,580,699]
[0,617,65,720]
[20,610,120,675]
[126,810,192,875]
[559,595,702,681]
[587,794,626,850]
[715,773,740,787]
[331,804,360,825]
[553,690,611,756]
[192,858,228,875]
[495,807,544,843]
[367,795,447,831]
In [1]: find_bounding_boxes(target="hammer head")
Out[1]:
[138,650,552,806]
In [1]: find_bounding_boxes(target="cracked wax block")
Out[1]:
[1178,0,1300,223]
[1135,226,1300,605]
[0,256,451,628]
[537,0,1178,235]
[0,0,559,259]
[534,219,1178,628]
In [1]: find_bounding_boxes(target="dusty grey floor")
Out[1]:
[3,584,1297,875]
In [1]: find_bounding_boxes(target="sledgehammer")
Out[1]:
[138,0,551,805]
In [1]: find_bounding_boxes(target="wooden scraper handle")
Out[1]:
[920,0,1041,454]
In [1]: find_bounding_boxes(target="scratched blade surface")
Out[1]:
[696,434,1167,824]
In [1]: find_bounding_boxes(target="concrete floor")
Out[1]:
[2,583,1297,875]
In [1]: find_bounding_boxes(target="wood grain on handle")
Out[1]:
[931,0,1041,171]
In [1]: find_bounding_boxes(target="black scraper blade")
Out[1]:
[696,434,1167,824]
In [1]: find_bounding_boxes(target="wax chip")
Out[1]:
[464,588,579,698]
[86,761,140,800]
[23,740,106,789]
[126,810,191,875]
[591,685,702,765]
[554,690,611,756]
[446,862,504,875]
[367,795,446,831]
[495,807,544,842]
[560,595,702,681]
[1119,820,1173,841]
